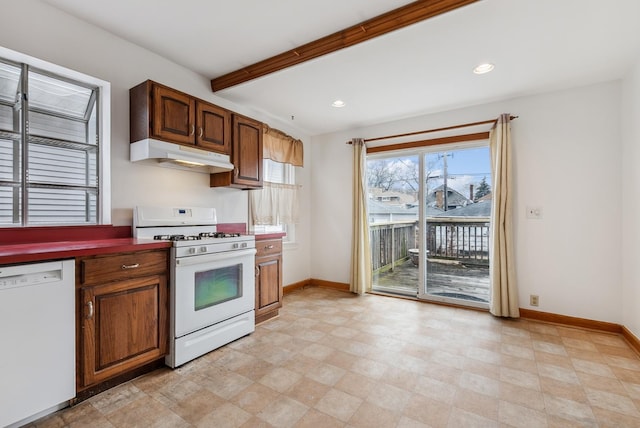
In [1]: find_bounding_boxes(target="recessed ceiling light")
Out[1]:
[473,63,495,74]
[331,100,346,108]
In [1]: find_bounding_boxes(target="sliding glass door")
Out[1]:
[418,145,492,308]
[368,142,492,308]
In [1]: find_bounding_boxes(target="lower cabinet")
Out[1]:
[255,238,283,324]
[76,250,168,391]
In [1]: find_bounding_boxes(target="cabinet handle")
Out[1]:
[86,301,94,320]
[265,245,274,250]
[190,125,195,136]
[198,127,203,138]
[234,168,239,177]
[255,267,259,276]
[121,263,140,270]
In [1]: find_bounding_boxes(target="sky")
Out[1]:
[426,146,491,194]
[442,147,490,176]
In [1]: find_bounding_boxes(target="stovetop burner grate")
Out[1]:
[199,232,241,238]
[153,234,202,241]
[153,232,243,241]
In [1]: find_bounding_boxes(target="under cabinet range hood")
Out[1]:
[130,139,234,174]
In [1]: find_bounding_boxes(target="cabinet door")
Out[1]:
[196,102,231,154]
[233,114,263,188]
[80,275,168,387]
[152,85,195,145]
[255,254,282,315]
[210,114,263,189]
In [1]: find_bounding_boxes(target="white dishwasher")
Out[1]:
[0,259,75,428]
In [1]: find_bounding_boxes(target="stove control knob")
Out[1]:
[232,243,239,249]
[241,242,247,248]
[188,247,196,255]
[200,246,207,253]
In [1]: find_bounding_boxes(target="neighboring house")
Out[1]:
[476,192,492,203]
[368,197,450,223]
[369,188,417,205]
[425,185,472,210]
[368,199,418,223]
[369,186,491,222]
[368,188,420,223]
[434,199,491,218]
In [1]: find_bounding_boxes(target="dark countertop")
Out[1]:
[0,238,171,265]
[0,223,283,265]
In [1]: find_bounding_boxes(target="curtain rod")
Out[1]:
[346,115,518,144]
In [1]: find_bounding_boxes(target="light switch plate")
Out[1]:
[526,206,543,219]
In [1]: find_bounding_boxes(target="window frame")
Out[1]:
[0,46,111,226]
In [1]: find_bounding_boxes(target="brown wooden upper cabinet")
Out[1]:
[130,80,231,155]
[210,114,263,189]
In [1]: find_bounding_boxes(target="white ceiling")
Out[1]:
[42,0,640,136]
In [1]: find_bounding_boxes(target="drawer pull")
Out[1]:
[121,263,140,270]
[87,301,94,320]
[265,245,274,250]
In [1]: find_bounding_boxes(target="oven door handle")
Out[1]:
[175,248,256,267]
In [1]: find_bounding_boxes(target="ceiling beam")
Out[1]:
[210,0,479,92]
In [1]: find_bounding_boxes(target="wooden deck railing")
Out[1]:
[427,218,490,266]
[369,221,416,272]
[370,217,490,271]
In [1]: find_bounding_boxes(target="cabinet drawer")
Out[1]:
[79,250,167,285]
[255,239,282,257]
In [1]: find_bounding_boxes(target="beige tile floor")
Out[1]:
[29,287,640,427]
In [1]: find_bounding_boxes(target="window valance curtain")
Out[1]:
[263,125,304,167]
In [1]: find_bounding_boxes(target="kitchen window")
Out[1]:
[250,158,297,240]
[0,47,110,226]
[249,126,303,243]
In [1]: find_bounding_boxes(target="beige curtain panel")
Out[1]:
[263,126,304,167]
[489,113,519,318]
[249,182,300,225]
[350,138,372,295]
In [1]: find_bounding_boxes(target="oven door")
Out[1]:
[173,247,256,338]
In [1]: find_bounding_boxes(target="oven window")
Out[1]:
[194,264,242,311]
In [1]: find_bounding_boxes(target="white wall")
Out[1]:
[312,81,623,324]
[0,0,311,286]
[622,59,640,338]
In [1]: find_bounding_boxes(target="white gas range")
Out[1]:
[133,206,256,368]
